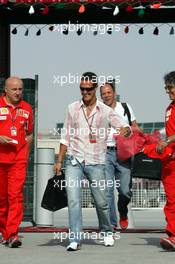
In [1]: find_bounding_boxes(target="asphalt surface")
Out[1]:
[1,209,174,264]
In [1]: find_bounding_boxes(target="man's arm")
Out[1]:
[167,134,175,144]
[156,134,175,153]
[0,135,14,144]
[131,120,143,133]
[54,105,73,175]
[26,133,33,158]
[108,108,131,137]
[54,143,67,175]
[26,106,34,158]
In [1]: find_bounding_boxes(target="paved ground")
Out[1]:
[1,209,174,264]
[1,232,175,264]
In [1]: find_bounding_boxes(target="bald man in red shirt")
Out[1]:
[156,71,175,251]
[0,77,33,248]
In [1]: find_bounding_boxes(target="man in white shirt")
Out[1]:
[55,72,131,251]
[100,80,140,231]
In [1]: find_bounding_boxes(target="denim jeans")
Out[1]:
[105,149,132,226]
[65,155,112,243]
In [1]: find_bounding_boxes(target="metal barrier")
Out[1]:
[131,179,166,208]
[81,179,166,209]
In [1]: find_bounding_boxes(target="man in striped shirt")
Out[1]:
[55,72,130,251]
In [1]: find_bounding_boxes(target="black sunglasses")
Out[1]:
[80,86,96,92]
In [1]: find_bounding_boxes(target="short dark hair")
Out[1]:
[100,78,116,94]
[164,71,175,86]
[81,72,98,87]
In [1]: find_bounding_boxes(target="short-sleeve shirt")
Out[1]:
[0,96,33,163]
[165,101,175,150]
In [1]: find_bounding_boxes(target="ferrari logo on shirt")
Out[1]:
[0,107,9,115]
[18,109,29,119]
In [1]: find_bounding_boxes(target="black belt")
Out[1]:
[107,146,116,150]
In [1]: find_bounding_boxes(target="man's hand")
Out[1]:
[0,136,13,144]
[119,126,131,137]
[54,162,62,176]
[156,140,168,154]
[54,144,67,175]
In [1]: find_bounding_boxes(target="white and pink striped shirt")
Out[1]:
[60,99,127,165]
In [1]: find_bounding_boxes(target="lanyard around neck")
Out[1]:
[8,107,19,126]
[82,107,95,132]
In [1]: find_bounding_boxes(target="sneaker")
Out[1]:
[160,236,175,251]
[112,225,118,232]
[1,238,8,245]
[119,216,128,230]
[104,235,114,247]
[66,242,81,251]
[8,236,22,248]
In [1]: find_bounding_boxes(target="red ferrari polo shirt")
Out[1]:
[0,96,33,163]
[165,101,175,150]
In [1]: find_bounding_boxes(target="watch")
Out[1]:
[166,138,171,145]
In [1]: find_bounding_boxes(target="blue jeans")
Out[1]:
[65,155,112,243]
[105,149,132,226]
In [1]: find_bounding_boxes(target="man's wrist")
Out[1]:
[166,138,171,145]
[56,160,62,164]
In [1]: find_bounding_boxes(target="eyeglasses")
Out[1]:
[80,86,96,92]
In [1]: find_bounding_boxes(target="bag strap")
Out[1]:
[121,102,132,126]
